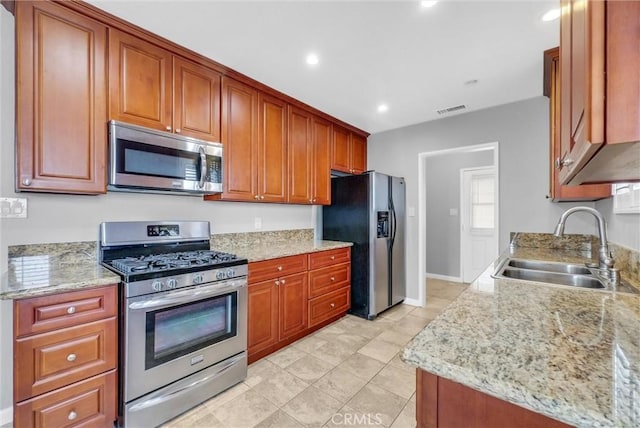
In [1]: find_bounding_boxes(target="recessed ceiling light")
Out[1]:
[306,53,319,66]
[377,104,389,113]
[421,1,438,8]
[542,8,561,21]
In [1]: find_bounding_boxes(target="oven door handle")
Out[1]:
[128,280,246,310]
[127,353,245,413]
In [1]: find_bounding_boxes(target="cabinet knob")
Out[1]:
[260,195,265,200]
[254,195,259,200]
[277,266,283,271]
[330,303,335,308]
[165,125,172,131]
[330,276,335,281]
[554,157,562,170]
[309,199,313,204]
[21,178,32,186]
[560,158,574,167]
[275,280,280,286]
[67,306,76,314]
[281,279,286,285]
[330,255,335,260]
[175,128,181,133]
[67,353,77,362]
[68,411,77,421]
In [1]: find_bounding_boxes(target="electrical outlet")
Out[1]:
[0,197,28,218]
[254,217,262,230]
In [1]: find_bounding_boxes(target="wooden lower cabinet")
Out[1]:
[247,247,351,363]
[13,286,118,428]
[416,370,572,428]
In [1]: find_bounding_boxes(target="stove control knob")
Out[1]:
[152,280,163,291]
[226,268,235,278]
[193,273,204,284]
[216,271,225,280]
[166,278,177,289]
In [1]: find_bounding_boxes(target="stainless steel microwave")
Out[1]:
[108,121,223,195]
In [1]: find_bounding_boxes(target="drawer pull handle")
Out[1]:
[277,266,283,271]
[330,303,335,308]
[67,353,77,362]
[67,306,76,314]
[330,276,335,281]
[330,256,335,260]
[68,411,77,421]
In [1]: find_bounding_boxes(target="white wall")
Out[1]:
[0,7,313,419]
[596,198,640,250]
[367,97,597,302]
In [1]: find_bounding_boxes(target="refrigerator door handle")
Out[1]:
[389,197,397,247]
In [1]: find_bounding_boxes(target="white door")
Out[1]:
[461,167,498,283]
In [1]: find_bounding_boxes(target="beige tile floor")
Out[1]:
[163,279,468,428]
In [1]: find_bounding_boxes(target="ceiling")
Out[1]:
[87,0,560,134]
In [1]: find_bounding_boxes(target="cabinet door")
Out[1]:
[258,93,288,202]
[558,0,605,184]
[311,115,331,205]
[247,280,279,356]
[173,57,221,142]
[350,134,367,174]
[544,48,610,201]
[331,125,351,173]
[287,106,313,204]
[15,1,107,194]
[109,29,172,131]
[278,272,308,341]
[220,77,258,200]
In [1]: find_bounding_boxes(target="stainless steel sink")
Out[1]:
[499,267,605,289]
[506,259,592,275]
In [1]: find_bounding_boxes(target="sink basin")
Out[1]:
[499,267,605,289]
[506,259,592,275]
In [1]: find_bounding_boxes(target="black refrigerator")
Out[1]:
[322,172,406,320]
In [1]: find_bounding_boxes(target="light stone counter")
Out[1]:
[1,242,119,300]
[402,238,640,428]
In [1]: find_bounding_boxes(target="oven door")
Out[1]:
[123,278,247,402]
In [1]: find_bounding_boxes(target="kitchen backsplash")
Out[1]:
[210,229,314,251]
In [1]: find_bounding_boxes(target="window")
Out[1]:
[471,174,495,229]
[612,183,640,214]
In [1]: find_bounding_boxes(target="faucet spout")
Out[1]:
[553,206,613,271]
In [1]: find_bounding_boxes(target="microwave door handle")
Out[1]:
[198,146,207,189]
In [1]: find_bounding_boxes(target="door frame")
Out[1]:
[459,166,499,283]
[417,142,499,307]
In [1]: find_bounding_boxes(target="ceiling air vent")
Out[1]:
[436,104,466,115]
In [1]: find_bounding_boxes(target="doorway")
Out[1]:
[417,142,499,307]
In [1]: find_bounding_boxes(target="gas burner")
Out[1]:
[109,250,238,275]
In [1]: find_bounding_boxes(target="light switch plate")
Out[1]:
[449,208,458,216]
[0,197,28,218]
[407,207,416,217]
[254,217,262,230]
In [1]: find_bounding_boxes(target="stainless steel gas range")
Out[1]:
[99,221,247,428]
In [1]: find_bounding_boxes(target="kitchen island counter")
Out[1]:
[402,239,640,427]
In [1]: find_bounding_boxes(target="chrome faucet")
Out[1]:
[553,206,618,283]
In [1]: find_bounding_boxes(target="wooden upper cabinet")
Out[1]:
[331,126,351,172]
[350,133,367,174]
[544,47,610,201]
[257,93,288,202]
[311,116,331,205]
[109,29,172,131]
[288,106,313,204]
[15,1,108,194]
[173,57,221,141]
[331,125,367,174]
[219,76,258,200]
[558,0,640,184]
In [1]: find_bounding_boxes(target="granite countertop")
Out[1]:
[402,244,640,427]
[1,234,353,299]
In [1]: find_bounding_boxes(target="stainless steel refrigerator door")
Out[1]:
[390,177,406,305]
[371,172,391,317]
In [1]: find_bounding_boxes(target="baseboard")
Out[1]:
[403,297,421,307]
[0,406,12,426]
[425,272,462,283]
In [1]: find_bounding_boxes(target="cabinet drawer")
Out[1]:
[15,318,117,402]
[308,263,350,299]
[15,286,117,337]
[308,247,350,270]
[308,287,350,328]
[14,370,117,428]
[249,254,307,283]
